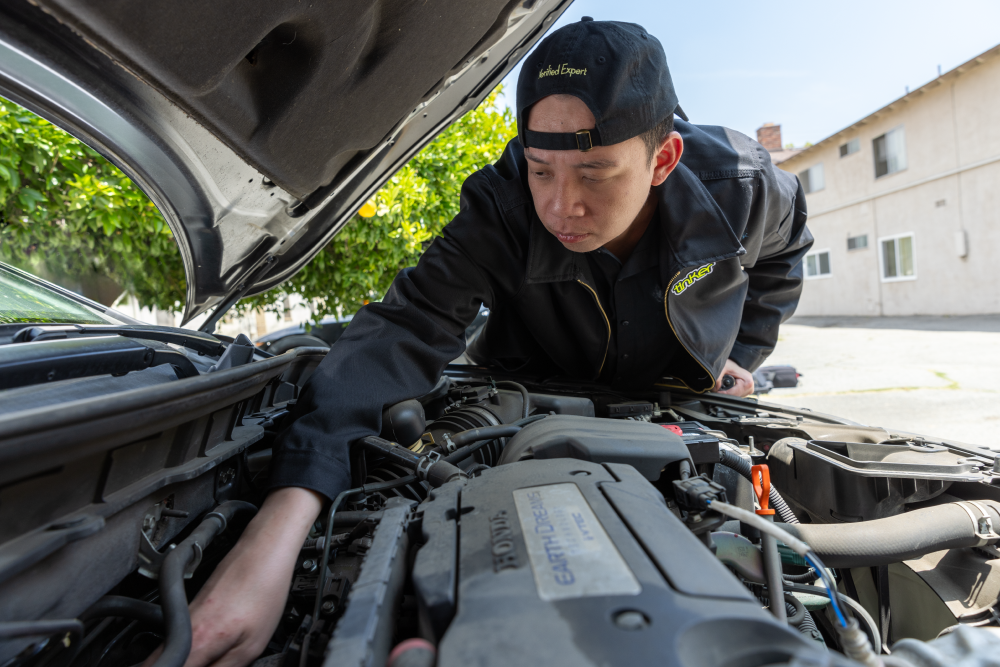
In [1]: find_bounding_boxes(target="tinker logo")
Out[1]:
[672,263,715,296]
[539,63,588,78]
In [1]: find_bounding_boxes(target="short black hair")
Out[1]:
[640,116,675,163]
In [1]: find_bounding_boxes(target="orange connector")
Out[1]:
[751,463,775,516]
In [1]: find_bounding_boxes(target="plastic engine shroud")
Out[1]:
[411,458,826,667]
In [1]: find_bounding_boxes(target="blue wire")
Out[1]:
[701,500,849,628]
[805,553,848,628]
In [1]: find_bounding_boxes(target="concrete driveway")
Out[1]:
[760,315,1000,450]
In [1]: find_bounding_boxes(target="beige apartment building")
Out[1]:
[763,43,1000,316]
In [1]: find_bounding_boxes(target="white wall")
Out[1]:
[780,47,1000,316]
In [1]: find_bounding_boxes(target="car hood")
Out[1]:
[0,0,570,323]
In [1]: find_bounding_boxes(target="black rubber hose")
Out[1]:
[361,436,422,468]
[495,381,531,419]
[153,500,258,667]
[796,610,821,642]
[783,568,819,584]
[782,500,1000,568]
[0,619,84,639]
[360,437,464,484]
[444,425,523,464]
[82,596,163,628]
[762,529,786,622]
[784,594,806,626]
[718,447,799,524]
[447,425,522,449]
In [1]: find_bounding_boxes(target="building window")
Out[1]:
[804,249,831,279]
[798,163,825,194]
[839,138,860,157]
[847,234,868,251]
[873,126,907,178]
[879,233,916,281]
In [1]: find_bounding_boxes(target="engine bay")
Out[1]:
[2,369,1000,667]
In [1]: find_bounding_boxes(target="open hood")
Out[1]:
[0,0,570,324]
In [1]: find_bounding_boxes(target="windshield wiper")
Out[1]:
[0,336,200,390]
[10,324,225,356]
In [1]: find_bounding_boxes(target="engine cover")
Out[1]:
[412,459,822,667]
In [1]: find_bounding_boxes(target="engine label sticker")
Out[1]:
[513,483,641,601]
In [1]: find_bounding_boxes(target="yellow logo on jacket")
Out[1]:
[539,63,588,78]
[672,263,715,296]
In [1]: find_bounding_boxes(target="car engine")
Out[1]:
[2,368,999,667]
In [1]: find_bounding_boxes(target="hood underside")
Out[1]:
[0,0,570,322]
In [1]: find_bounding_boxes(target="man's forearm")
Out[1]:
[241,487,324,556]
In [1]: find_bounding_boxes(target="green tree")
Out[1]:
[0,100,183,310]
[244,88,515,318]
[0,88,517,320]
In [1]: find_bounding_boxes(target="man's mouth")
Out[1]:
[554,232,590,244]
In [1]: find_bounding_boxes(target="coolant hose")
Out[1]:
[495,381,531,419]
[153,500,257,667]
[447,425,522,450]
[361,436,464,487]
[718,447,799,524]
[762,525,786,623]
[82,596,163,628]
[782,500,1000,568]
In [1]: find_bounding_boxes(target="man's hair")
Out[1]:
[640,116,675,163]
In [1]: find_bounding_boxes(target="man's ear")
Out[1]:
[651,131,683,187]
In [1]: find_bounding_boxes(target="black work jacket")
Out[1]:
[269,120,813,500]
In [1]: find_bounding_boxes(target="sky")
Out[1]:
[499,0,1000,148]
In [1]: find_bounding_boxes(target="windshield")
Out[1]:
[0,263,117,325]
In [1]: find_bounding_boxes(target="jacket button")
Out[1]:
[621,320,629,326]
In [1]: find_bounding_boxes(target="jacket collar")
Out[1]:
[525,161,745,286]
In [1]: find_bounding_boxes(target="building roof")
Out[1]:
[767,148,803,165]
[780,42,1000,166]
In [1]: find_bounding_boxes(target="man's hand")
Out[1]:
[143,487,323,667]
[714,359,754,397]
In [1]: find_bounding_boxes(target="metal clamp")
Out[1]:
[957,502,1000,546]
[415,451,441,481]
[442,434,457,454]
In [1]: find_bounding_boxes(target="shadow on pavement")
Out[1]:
[787,315,1000,333]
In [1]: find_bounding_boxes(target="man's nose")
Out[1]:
[550,176,585,218]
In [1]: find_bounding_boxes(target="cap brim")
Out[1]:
[674,104,689,122]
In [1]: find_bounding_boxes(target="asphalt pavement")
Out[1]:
[760,315,1000,450]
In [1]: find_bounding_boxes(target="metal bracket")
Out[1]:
[137,532,175,579]
[442,434,457,454]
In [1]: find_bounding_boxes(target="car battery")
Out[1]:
[660,421,720,464]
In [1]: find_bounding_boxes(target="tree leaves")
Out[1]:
[243,87,517,321]
[0,98,185,310]
[0,87,516,322]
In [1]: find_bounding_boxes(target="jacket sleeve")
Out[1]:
[266,167,525,501]
[728,168,813,372]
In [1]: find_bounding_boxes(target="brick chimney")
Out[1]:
[756,123,782,152]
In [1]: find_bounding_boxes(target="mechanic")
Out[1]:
[160,19,812,667]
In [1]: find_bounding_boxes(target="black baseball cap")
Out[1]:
[516,17,687,152]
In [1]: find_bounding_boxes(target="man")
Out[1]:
[165,18,811,667]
